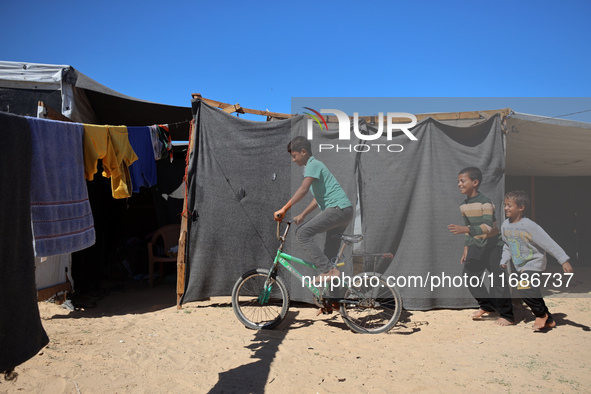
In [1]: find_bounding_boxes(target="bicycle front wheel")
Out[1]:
[231,268,290,330]
[339,272,402,334]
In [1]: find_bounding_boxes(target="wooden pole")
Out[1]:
[176,119,196,309]
[37,101,74,122]
[191,94,511,123]
[176,230,186,309]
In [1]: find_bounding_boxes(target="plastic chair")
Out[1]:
[147,224,181,287]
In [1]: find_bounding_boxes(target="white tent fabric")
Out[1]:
[0,61,99,122]
[0,61,159,100]
[505,112,591,176]
[35,254,72,291]
[0,61,66,89]
[0,60,191,126]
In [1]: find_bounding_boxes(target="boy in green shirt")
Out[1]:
[274,136,353,279]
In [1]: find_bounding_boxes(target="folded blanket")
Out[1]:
[27,117,95,257]
[0,111,49,373]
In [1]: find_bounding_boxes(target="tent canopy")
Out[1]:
[0,60,192,139]
[505,112,591,176]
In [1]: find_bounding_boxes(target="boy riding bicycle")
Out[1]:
[274,136,353,280]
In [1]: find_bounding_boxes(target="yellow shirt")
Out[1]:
[83,124,138,198]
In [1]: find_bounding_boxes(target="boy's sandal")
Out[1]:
[316,302,341,316]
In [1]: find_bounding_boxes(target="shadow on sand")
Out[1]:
[208,310,306,393]
[48,281,177,320]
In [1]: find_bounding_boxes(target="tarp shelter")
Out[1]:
[505,112,591,176]
[179,101,591,310]
[504,113,591,266]
[0,60,196,374]
[0,60,193,294]
[0,60,192,139]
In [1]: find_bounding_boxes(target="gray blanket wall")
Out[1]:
[182,101,292,303]
[182,102,504,309]
[359,115,505,309]
[182,101,359,304]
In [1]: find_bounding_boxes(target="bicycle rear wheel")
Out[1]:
[231,268,290,330]
[339,272,402,334]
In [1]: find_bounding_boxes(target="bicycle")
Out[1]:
[231,220,403,334]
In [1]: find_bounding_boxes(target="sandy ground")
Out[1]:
[2,279,591,394]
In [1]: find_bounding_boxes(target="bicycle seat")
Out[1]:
[335,234,363,244]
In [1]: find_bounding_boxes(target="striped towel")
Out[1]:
[27,117,95,257]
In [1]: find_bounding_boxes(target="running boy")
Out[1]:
[448,167,513,325]
[500,190,573,330]
[274,136,353,279]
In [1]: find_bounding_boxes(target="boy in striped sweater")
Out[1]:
[448,167,513,325]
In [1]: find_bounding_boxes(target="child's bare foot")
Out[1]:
[533,314,556,331]
[545,320,557,329]
[471,309,490,319]
[494,317,514,326]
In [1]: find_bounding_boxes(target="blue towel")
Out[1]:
[128,126,157,192]
[27,117,95,257]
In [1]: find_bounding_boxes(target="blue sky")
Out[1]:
[2,0,590,121]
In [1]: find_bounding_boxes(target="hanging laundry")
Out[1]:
[152,124,174,161]
[128,126,157,192]
[83,124,138,198]
[149,125,165,160]
[27,117,96,256]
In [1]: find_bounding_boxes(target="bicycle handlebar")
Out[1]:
[276,219,293,240]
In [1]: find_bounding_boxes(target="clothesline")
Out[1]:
[0,110,187,259]
[37,100,191,130]
[164,119,192,127]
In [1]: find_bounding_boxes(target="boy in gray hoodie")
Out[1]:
[500,190,573,330]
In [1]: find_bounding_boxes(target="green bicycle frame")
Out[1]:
[274,249,324,298]
[258,220,360,305]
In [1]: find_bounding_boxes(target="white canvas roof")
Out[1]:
[0,60,154,101]
[0,61,68,90]
[0,60,192,132]
[505,112,591,176]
